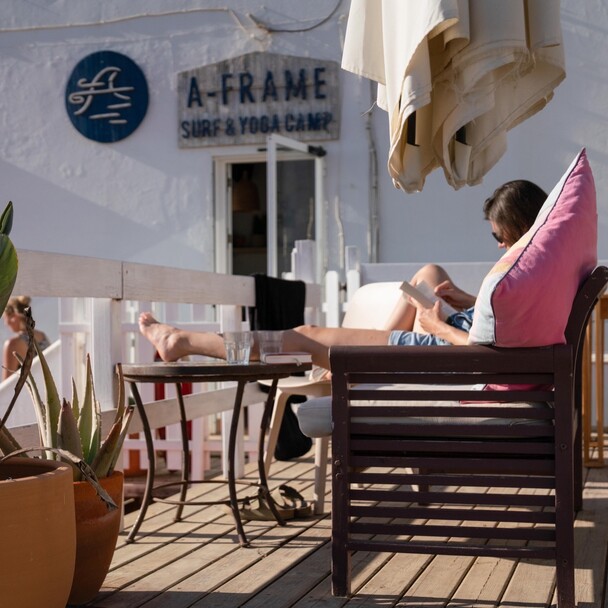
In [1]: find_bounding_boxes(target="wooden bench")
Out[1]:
[328,266,608,607]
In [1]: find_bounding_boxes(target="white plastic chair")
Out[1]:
[262,281,403,514]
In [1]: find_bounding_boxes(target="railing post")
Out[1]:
[219,304,245,479]
[91,297,123,412]
[324,270,340,327]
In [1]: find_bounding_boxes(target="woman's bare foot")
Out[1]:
[138,312,192,362]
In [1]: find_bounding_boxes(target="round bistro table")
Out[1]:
[121,359,312,546]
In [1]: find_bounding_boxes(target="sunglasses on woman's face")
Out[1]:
[491,231,504,244]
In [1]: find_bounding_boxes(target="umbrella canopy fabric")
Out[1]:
[342,0,566,193]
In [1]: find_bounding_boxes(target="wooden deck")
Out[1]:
[83,450,608,608]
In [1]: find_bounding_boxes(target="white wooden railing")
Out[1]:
[2,248,323,479]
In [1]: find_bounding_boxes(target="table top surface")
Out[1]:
[120,359,312,382]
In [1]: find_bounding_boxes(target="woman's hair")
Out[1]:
[4,295,32,316]
[483,180,547,246]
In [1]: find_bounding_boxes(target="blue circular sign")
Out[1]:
[65,50,149,143]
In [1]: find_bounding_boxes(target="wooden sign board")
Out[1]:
[178,52,340,148]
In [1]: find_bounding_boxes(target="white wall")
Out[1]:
[0,0,606,282]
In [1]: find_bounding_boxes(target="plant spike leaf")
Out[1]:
[115,363,126,421]
[107,405,135,475]
[58,398,84,478]
[33,339,61,454]
[21,366,51,458]
[78,354,98,462]
[0,200,14,235]
[0,202,18,316]
[92,404,135,477]
[71,377,80,420]
[0,425,22,456]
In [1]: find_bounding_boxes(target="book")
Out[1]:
[263,352,313,365]
[399,280,458,318]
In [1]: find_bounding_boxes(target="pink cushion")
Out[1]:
[469,148,597,348]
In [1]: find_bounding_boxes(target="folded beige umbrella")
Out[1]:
[342,0,566,192]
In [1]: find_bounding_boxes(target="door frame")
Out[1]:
[266,134,326,279]
[213,137,325,279]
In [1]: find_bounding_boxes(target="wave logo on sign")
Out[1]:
[65,50,149,143]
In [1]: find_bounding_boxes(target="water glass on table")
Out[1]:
[257,330,283,362]
[223,331,253,365]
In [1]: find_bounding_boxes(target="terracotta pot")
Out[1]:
[0,457,76,608]
[68,470,124,605]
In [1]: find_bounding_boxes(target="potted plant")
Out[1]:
[0,200,135,605]
[2,343,134,605]
[0,201,77,608]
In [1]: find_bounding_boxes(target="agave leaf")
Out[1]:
[78,354,99,463]
[92,404,135,478]
[70,377,80,420]
[0,425,22,456]
[115,363,126,421]
[107,405,135,475]
[58,398,84,466]
[33,339,61,453]
[19,356,54,458]
[0,202,17,316]
[90,418,121,478]
[0,200,14,235]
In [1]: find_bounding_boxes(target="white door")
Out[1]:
[266,134,325,280]
[214,135,326,280]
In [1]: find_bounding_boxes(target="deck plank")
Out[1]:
[82,446,608,608]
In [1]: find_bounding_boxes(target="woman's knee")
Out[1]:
[413,263,450,285]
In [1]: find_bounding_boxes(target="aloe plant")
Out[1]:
[17,346,134,481]
[0,200,134,507]
[0,344,134,508]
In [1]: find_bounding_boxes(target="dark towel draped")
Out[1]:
[249,274,306,331]
[249,274,311,461]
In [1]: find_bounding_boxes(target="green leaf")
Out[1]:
[33,339,61,453]
[0,203,18,316]
[78,354,100,463]
[58,399,84,469]
[107,405,135,475]
[92,404,134,478]
[0,201,14,235]
[71,377,79,421]
[0,425,22,456]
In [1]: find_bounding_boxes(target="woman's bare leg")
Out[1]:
[383,264,455,332]
[283,325,393,369]
[139,312,392,369]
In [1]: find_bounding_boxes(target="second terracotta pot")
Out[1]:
[68,470,124,605]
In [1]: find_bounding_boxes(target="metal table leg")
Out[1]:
[126,382,155,543]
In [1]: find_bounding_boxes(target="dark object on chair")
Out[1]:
[249,274,306,331]
[329,266,608,608]
[250,274,312,460]
[273,399,312,461]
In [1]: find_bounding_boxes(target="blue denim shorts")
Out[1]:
[388,307,475,347]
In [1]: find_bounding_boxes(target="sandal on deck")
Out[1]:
[271,484,313,518]
[226,493,295,522]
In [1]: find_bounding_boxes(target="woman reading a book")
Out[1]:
[139,180,547,370]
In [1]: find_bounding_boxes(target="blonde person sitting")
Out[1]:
[2,295,50,379]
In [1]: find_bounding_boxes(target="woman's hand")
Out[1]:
[434,280,476,309]
[418,302,469,345]
[417,302,446,335]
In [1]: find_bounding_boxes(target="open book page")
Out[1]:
[399,280,458,318]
